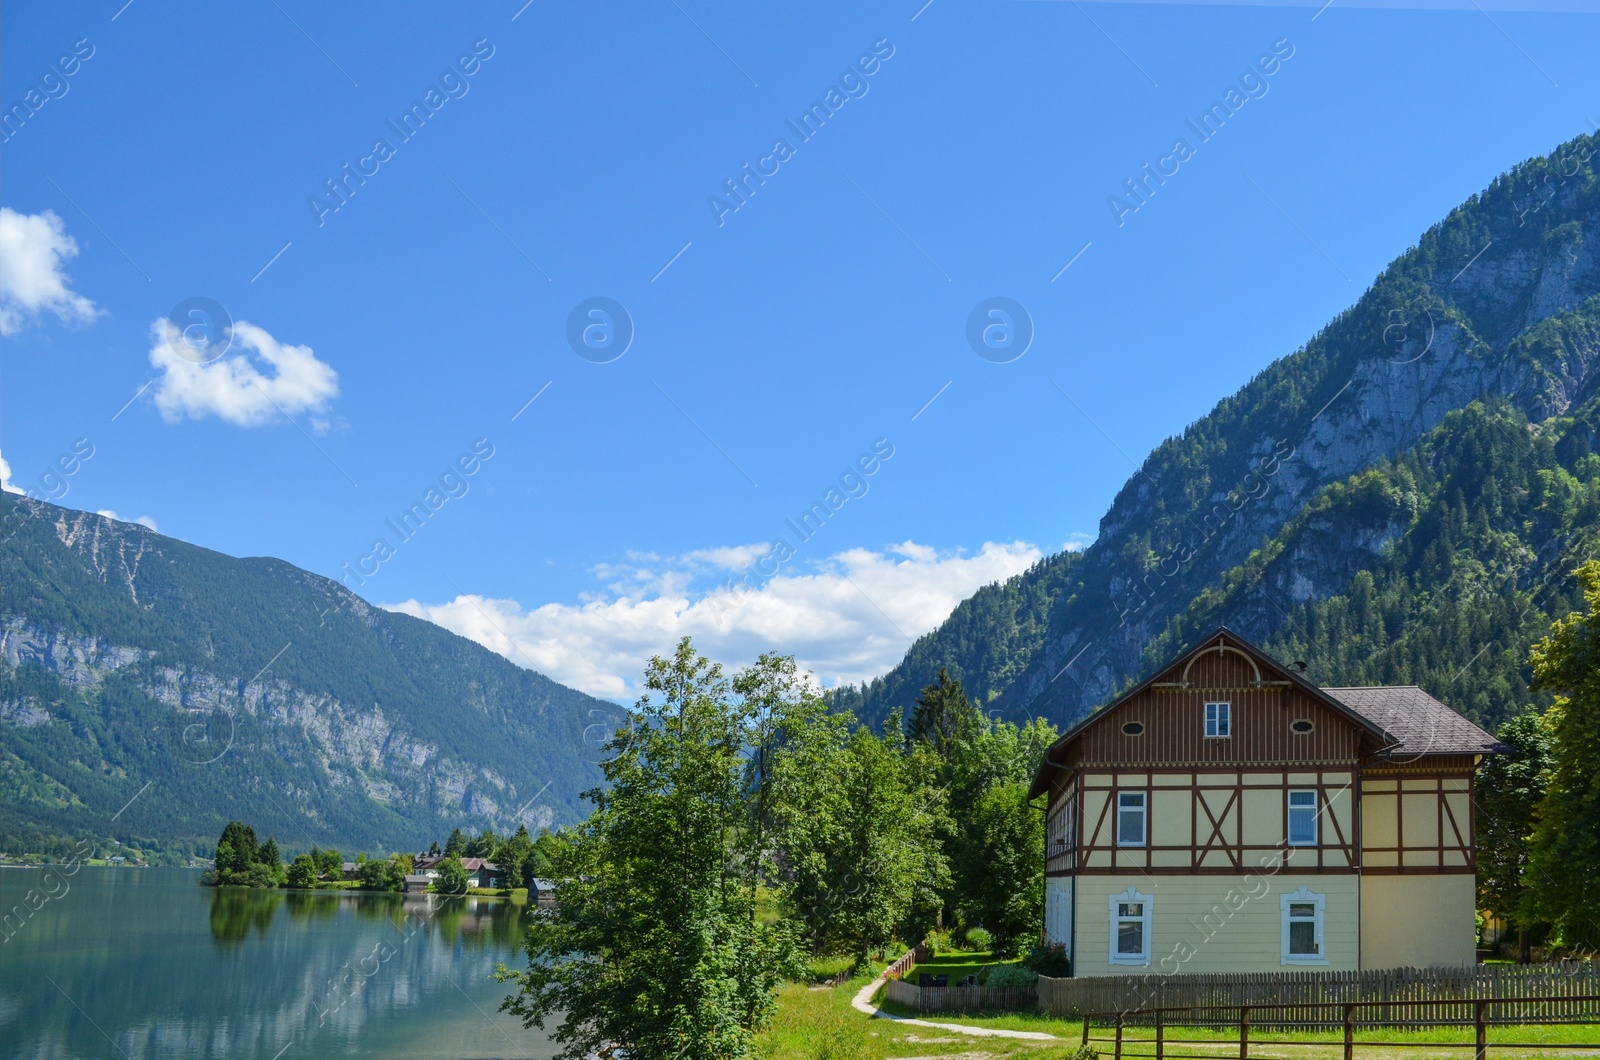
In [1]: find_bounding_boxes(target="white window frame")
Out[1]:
[1204,701,1232,738]
[1280,886,1327,965]
[1110,887,1153,966]
[1287,789,1319,847]
[1116,791,1147,848]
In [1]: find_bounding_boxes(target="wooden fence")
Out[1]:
[1081,995,1600,1059]
[1040,961,1600,1027]
[882,945,924,983]
[884,978,1038,1013]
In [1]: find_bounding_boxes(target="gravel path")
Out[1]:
[849,975,1058,1041]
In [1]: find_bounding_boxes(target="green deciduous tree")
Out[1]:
[497,639,796,1060]
[1524,561,1600,948]
[287,854,319,889]
[961,780,1044,957]
[828,728,948,962]
[434,854,470,895]
[1476,710,1553,961]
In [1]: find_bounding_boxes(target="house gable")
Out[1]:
[1031,628,1388,799]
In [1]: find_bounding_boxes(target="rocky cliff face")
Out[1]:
[853,132,1600,730]
[0,499,619,856]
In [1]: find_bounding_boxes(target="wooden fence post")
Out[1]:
[1082,1015,1091,1048]
[1156,1010,1164,1060]
[1115,1012,1124,1060]
[1240,1005,1250,1060]
[1343,1003,1355,1060]
[1475,1000,1487,1060]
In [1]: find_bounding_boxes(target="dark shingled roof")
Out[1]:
[1323,686,1504,757]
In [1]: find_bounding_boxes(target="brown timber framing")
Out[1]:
[1358,769,1477,875]
[1068,766,1362,876]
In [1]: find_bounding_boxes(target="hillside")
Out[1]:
[843,131,1600,736]
[0,497,622,862]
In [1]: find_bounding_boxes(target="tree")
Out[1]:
[495,825,536,888]
[962,781,1045,956]
[497,639,796,1060]
[1476,710,1553,961]
[1524,561,1600,948]
[314,846,343,879]
[907,669,981,760]
[287,854,319,889]
[763,677,855,953]
[828,727,948,962]
[467,828,499,859]
[444,828,468,857]
[206,822,281,887]
[360,853,410,892]
[216,821,258,876]
[434,855,471,895]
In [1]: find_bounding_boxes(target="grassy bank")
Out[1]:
[761,969,1600,1060]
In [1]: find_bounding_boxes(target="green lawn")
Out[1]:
[760,965,1600,1060]
[901,947,1023,987]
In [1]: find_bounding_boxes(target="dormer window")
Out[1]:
[1204,701,1231,738]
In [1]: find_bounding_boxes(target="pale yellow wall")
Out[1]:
[1361,790,1398,867]
[1072,874,1359,977]
[1359,874,1476,970]
[1241,788,1281,846]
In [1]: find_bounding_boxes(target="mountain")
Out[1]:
[0,497,624,863]
[840,131,1600,736]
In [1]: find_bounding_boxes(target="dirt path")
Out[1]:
[849,975,1057,1041]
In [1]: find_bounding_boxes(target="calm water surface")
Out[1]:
[1,867,558,1059]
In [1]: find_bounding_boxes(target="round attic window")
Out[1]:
[1290,719,1315,735]
[1122,721,1145,736]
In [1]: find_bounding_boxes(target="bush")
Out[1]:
[922,929,953,958]
[1024,942,1072,978]
[981,963,1037,988]
[962,926,992,951]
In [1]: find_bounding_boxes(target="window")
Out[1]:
[1290,719,1315,734]
[1121,721,1145,736]
[1204,701,1231,738]
[1116,791,1147,847]
[1110,887,1153,965]
[1050,799,1076,853]
[1287,790,1318,846]
[1280,886,1326,964]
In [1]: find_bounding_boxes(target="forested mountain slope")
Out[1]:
[0,497,620,861]
[843,132,1600,735]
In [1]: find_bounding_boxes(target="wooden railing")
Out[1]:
[1081,995,1600,1060]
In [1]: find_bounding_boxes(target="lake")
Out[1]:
[0,867,559,1059]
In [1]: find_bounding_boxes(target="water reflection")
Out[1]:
[209,886,529,950]
[2,868,554,1060]
[209,886,283,942]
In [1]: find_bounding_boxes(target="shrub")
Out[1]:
[982,963,1038,988]
[923,929,953,958]
[962,926,992,951]
[1024,942,1072,978]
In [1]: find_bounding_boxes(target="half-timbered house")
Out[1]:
[1028,627,1502,976]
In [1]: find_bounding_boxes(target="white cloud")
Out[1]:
[386,539,1042,702]
[0,207,100,336]
[0,450,19,494]
[148,319,339,426]
[96,509,158,531]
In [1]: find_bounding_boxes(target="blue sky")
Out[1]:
[3,0,1596,700]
